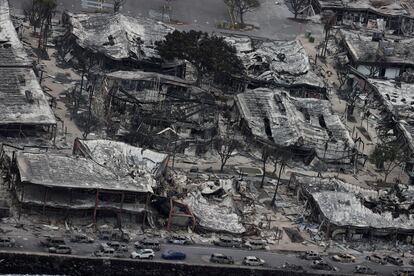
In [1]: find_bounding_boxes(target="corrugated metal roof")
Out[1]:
[16,151,154,193]
[67,12,174,61]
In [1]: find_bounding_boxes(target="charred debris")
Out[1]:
[2,0,414,252]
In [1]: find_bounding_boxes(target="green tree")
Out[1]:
[235,0,260,27]
[156,30,244,85]
[287,0,309,19]
[24,0,56,49]
[370,141,410,183]
[224,0,260,27]
[223,0,237,28]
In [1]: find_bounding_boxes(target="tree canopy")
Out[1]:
[156,30,244,85]
[24,0,57,48]
[370,140,410,183]
[224,0,260,27]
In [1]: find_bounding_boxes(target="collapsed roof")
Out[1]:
[75,139,169,178]
[95,70,217,138]
[366,78,414,151]
[225,35,325,89]
[0,0,56,127]
[235,88,354,162]
[183,191,246,234]
[316,0,410,16]
[16,151,155,193]
[65,12,174,61]
[340,29,414,66]
[295,174,414,230]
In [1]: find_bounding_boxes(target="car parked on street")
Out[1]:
[161,250,186,260]
[311,260,336,271]
[131,249,155,260]
[354,265,376,275]
[392,268,414,276]
[102,241,128,252]
[99,228,129,242]
[94,246,115,257]
[331,253,356,263]
[387,255,404,266]
[48,245,72,255]
[111,229,130,242]
[299,251,322,261]
[40,236,65,247]
[243,239,267,250]
[134,238,161,251]
[242,256,265,266]
[0,237,15,247]
[210,253,234,264]
[213,236,241,248]
[167,235,192,245]
[366,254,387,265]
[70,233,94,243]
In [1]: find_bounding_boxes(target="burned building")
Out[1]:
[312,0,414,35]
[350,74,414,182]
[5,139,168,223]
[59,12,181,73]
[91,70,218,153]
[292,173,414,241]
[73,138,169,181]
[235,88,354,164]
[339,29,414,79]
[224,35,326,98]
[0,0,56,138]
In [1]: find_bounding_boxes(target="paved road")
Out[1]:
[4,229,413,275]
[10,0,322,40]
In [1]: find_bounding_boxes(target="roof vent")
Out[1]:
[25,90,34,103]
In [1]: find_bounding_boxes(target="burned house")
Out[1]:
[0,0,56,138]
[5,139,168,223]
[224,35,326,98]
[350,74,414,182]
[73,138,169,181]
[235,88,354,164]
[312,0,414,35]
[59,12,181,73]
[91,70,218,153]
[339,29,414,79]
[292,173,414,241]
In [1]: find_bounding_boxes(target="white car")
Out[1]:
[131,249,155,259]
[243,256,265,266]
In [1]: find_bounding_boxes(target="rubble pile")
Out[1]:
[226,36,325,89]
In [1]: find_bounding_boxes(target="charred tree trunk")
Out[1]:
[271,163,284,207]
